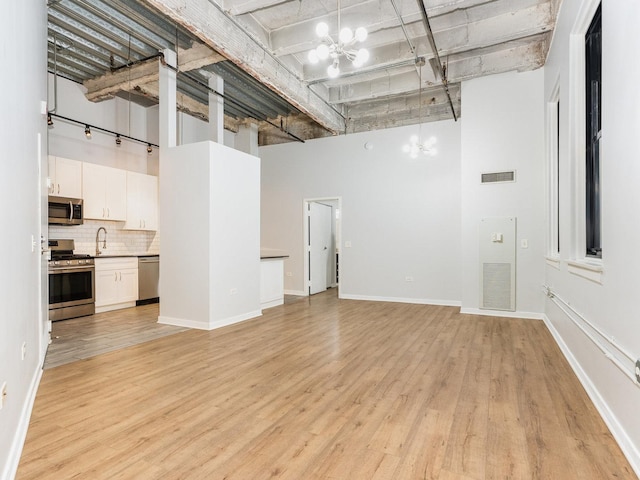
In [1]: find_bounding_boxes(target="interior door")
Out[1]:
[309,202,332,295]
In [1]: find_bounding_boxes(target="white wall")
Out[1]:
[460,69,546,317]
[48,75,158,175]
[543,0,640,474]
[260,121,462,304]
[0,3,47,479]
[159,141,261,330]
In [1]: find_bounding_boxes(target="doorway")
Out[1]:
[304,198,341,297]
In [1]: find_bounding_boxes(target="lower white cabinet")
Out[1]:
[95,257,138,313]
[260,258,284,309]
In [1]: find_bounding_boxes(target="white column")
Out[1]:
[236,121,259,156]
[159,49,177,149]
[209,73,224,144]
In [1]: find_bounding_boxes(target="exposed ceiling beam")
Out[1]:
[140,0,346,134]
[83,42,224,102]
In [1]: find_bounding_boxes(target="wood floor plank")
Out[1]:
[17,292,636,479]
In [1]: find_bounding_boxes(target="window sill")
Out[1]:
[566,259,603,284]
[545,256,561,270]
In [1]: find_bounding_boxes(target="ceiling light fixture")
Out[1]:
[403,57,437,158]
[84,125,92,139]
[308,0,369,79]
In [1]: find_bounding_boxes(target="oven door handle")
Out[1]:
[49,266,95,274]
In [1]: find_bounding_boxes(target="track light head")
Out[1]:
[115,134,121,146]
[47,114,53,127]
[84,125,92,139]
[147,143,152,155]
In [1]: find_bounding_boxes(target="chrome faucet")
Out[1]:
[95,227,107,256]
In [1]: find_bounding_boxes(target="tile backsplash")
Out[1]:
[49,219,160,256]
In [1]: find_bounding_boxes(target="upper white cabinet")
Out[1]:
[124,172,158,231]
[48,156,82,198]
[82,163,127,221]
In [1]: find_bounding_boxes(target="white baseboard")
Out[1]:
[459,307,544,320]
[260,298,284,310]
[284,289,306,297]
[96,301,136,314]
[338,293,461,307]
[542,314,640,478]
[2,365,43,480]
[158,309,262,331]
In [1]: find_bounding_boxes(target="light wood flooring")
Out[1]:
[19,291,636,479]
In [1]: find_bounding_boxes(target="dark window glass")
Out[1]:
[585,4,602,258]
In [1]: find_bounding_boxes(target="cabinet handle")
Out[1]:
[102,208,105,218]
[119,272,122,281]
[107,208,110,218]
[57,184,60,194]
[114,272,118,281]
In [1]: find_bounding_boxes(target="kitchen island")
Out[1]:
[260,249,288,310]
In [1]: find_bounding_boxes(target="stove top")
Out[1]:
[50,253,92,260]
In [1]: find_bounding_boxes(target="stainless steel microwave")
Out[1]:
[48,196,83,225]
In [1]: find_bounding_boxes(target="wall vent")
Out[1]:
[479,217,516,312]
[481,171,516,184]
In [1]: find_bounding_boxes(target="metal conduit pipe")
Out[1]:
[416,0,458,121]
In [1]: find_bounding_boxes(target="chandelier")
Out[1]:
[403,57,437,158]
[307,0,370,79]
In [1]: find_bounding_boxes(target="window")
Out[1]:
[547,86,560,257]
[585,3,601,258]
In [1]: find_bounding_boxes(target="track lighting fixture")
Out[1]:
[84,125,92,139]
[115,134,121,146]
[47,114,53,127]
[147,144,153,155]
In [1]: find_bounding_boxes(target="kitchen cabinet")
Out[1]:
[95,257,138,313]
[82,163,127,221]
[124,172,158,231]
[260,257,284,309]
[48,156,82,198]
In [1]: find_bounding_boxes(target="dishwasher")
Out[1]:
[137,256,159,305]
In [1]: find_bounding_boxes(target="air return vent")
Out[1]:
[481,171,516,184]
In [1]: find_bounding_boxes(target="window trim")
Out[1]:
[546,77,560,259]
[569,0,603,267]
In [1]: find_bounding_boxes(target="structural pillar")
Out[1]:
[236,121,259,156]
[209,73,224,144]
[159,49,177,149]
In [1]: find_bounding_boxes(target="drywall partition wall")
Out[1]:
[158,141,261,330]
[460,69,545,318]
[543,0,640,473]
[0,3,47,479]
[47,75,158,175]
[260,121,461,304]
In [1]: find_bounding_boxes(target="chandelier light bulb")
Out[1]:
[316,43,330,60]
[316,22,329,37]
[308,49,319,64]
[339,27,353,44]
[355,27,368,43]
[356,48,369,64]
[327,62,340,78]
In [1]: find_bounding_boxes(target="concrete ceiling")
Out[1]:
[48,0,561,145]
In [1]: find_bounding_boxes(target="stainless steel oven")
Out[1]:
[49,239,95,321]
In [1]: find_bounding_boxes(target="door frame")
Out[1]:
[303,197,342,297]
